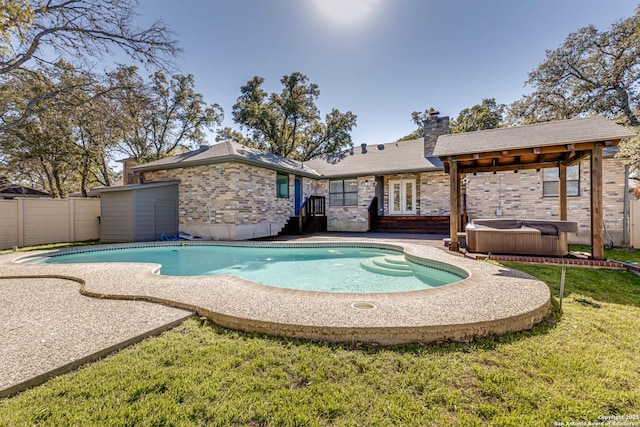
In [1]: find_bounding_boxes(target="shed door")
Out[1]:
[154,199,178,237]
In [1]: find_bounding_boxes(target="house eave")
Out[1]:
[131,155,321,178]
[0,193,51,199]
[316,166,444,180]
[92,180,181,193]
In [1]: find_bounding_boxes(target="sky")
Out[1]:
[132,0,638,146]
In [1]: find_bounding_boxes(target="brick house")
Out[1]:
[0,177,50,199]
[113,115,634,244]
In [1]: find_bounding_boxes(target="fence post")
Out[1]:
[69,198,75,242]
[17,198,24,247]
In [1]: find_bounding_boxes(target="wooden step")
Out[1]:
[279,216,302,235]
[278,215,328,235]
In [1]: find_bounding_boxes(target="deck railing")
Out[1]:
[298,196,326,233]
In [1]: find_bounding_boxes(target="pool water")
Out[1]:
[36,246,463,293]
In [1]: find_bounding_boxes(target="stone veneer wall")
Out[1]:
[419,171,450,215]
[316,171,452,232]
[302,177,325,202]
[423,116,450,155]
[143,162,295,240]
[325,175,376,232]
[377,172,450,216]
[465,157,628,245]
[139,156,628,243]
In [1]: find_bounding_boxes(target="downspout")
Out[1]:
[208,207,214,240]
[623,164,630,245]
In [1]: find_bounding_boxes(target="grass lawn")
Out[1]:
[1,248,639,426]
[570,243,640,264]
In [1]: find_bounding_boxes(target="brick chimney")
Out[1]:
[423,110,449,157]
[121,158,139,185]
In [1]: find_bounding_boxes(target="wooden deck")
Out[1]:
[371,215,450,234]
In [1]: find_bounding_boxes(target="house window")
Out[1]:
[276,173,289,198]
[542,165,580,197]
[329,179,358,206]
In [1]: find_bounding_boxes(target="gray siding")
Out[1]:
[100,192,134,242]
[99,182,179,243]
[153,199,179,237]
[133,185,179,241]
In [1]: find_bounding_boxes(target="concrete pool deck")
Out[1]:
[0,275,192,398]
[0,235,551,397]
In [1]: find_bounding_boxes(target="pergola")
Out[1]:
[432,116,636,260]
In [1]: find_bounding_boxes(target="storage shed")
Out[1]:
[95,181,179,242]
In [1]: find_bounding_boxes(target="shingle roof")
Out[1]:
[433,116,636,157]
[131,138,444,178]
[0,177,50,198]
[305,139,442,177]
[131,141,319,177]
[0,187,50,197]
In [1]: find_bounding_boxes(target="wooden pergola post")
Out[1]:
[433,117,633,259]
[591,145,604,260]
[449,159,459,251]
[558,163,567,221]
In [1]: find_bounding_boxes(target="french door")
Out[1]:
[389,179,416,215]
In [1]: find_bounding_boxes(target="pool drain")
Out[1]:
[351,302,377,310]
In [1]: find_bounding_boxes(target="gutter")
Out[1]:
[92,180,182,193]
[315,166,445,180]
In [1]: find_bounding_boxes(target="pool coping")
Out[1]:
[1,238,551,346]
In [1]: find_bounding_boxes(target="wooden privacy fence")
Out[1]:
[0,198,100,249]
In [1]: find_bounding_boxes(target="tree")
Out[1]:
[0,62,96,134]
[507,7,640,126]
[397,101,504,141]
[71,85,122,194]
[2,98,78,198]
[1,63,222,193]
[506,6,640,172]
[215,126,253,145]
[0,0,179,131]
[397,109,437,141]
[613,129,640,174]
[450,98,505,133]
[112,66,223,163]
[0,61,113,197]
[229,72,357,161]
[0,1,35,51]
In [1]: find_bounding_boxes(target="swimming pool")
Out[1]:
[28,244,466,293]
[6,239,551,345]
